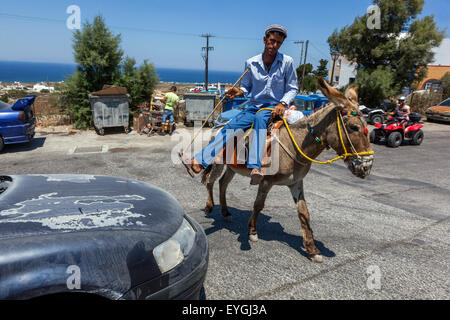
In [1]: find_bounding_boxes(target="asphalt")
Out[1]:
[1,121,449,300]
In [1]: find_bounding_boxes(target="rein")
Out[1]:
[282,109,374,165]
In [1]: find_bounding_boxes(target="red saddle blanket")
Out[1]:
[214,120,284,170]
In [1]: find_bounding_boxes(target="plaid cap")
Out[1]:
[265,24,287,38]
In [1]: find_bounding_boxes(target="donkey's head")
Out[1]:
[317,77,373,179]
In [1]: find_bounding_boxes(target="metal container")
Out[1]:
[89,94,130,135]
[184,93,217,126]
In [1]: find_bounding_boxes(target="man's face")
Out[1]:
[264,32,284,57]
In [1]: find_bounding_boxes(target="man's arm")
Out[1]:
[280,57,299,106]
[239,61,252,98]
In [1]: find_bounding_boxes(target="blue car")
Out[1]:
[214,100,251,128]
[293,95,315,115]
[0,95,36,152]
[307,94,329,109]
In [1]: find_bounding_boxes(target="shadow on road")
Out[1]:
[202,206,335,260]
[1,137,46,154]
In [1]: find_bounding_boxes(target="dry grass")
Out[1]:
[408,90,443,115]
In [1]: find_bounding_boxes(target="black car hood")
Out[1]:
[0,175,183,239]
[0,175,189,299]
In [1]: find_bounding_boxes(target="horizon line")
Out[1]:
[0,59,242,73]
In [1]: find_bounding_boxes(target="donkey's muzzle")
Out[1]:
[347,154,374,179]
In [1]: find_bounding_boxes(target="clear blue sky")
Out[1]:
[0,0,448,71]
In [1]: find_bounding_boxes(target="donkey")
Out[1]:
[201,78,374,263]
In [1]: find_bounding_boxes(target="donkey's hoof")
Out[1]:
[205,205,213,214]
[310,255,323,263]
[223,215,232,222]
[249,234,258,242]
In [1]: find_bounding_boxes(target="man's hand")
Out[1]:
[225,87,244,100]
[272,103,286,118]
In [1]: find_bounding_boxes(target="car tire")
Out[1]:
[369,130,380,144]
[387,132,403,148]
[410,129,424,145]
[94,126,105,136]
[0,136,4,153]
[371,115,384,125]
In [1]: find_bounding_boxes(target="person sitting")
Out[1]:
[389,96,410,129]
[180,24,298,185]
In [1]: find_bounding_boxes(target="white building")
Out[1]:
[32,83,55,93]
[328,55,357,89]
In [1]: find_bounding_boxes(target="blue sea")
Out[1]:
[0,61,242,84]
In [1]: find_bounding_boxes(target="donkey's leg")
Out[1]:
[248,180,273,242]
[219,166,236,221]
[289,180,323,263]
[203,164,224,214]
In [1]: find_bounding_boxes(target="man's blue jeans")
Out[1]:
[162,109,174,124]
[193,105,273,170]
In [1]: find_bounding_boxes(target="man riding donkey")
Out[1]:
[180,25,298,184]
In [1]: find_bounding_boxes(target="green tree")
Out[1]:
[313,59,329,78]
[60,16,159,129]
[440,72,450,100]
[297,60,329,94]
[115,57,159,114]
[328,0,445,107]
[61,16,123,129]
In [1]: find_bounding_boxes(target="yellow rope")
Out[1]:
[231,107,374,165]
[281,109,373,164]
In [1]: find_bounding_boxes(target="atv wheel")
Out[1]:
[371,114,384,125]
[387,132,402,148]
[369,130,380,143]
[410,129,424,145]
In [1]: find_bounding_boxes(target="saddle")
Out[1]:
[214,120,284,170]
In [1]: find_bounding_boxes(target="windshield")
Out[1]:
[294,98,313,111]
[439,98,450,107]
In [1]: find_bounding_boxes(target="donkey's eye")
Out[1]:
[349,125,360,133]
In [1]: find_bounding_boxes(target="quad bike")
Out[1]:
[359,105,385,124]
[370,112,424,148]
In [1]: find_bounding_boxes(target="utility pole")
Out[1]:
[294,41,304,68]
[201,34,214,92]
[300,40,309,93]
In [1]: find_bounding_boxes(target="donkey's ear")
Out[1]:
[344,84,358,104]
[317,77,348,109]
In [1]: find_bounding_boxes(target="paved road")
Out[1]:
[1,122,449,299]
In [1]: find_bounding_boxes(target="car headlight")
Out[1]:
[153,218,196,273]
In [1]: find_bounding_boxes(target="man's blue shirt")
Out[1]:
[240,52,298,107]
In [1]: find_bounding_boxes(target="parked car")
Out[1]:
[0,174,208,300]
[425,98,450,123]
[307,94,329,110]
[189,86,204,93]
[214,100,251,128]
[0,95,36,152]
[293,95,315,115]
